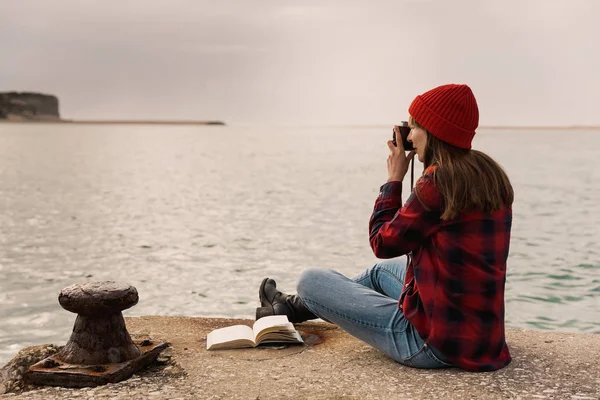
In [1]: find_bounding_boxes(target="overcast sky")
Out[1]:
[1,0,598,126]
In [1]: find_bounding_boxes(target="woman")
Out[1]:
[256,83,514,372]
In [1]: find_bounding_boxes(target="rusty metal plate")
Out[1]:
[26,338,168,388]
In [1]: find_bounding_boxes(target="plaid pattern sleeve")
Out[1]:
[369,172,441,259]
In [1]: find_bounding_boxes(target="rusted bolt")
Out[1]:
[41,359,60,368]
[55,281,141,365]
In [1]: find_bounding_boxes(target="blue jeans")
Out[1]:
[296,257,453,369]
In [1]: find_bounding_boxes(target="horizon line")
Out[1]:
[2,119,600,130]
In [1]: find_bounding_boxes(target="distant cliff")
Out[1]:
[0,92,60,121]
[0,92,225,125]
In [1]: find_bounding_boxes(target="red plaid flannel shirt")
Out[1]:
[369,166,512,371]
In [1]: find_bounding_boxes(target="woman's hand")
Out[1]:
[387,126,416,183]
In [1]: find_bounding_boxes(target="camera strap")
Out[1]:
[410,157,415,191]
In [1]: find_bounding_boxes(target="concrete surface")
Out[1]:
[1,316,599,399]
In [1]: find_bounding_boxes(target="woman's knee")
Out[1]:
[297,268,333,301]
[364,258,399,276]
[377,256,407,270]
[373,257,408,279]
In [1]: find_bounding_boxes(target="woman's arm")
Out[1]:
[369,172,442,258]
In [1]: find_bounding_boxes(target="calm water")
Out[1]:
[0,124,599,364]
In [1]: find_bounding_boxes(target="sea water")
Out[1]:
[0,124,598,364]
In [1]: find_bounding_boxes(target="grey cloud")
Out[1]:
[1,0,598,125]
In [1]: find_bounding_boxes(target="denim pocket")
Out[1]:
[404,344,453,369]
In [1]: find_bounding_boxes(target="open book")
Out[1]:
[206,315,304,350]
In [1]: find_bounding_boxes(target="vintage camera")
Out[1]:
[392,121,414,150]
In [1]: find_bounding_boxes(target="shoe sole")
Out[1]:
[258,277,269,305]
[256,277,271,320]
[255,306,272,320]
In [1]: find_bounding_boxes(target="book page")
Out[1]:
[252,315,304,345]
[207,325,255,350]
[258,329,304,345]
[252,315,291,339]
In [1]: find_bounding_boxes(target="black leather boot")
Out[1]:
[255,278,316,323]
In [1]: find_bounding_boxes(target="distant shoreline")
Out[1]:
[1,120,599,129]
[480,125,600,130]
[0,119,226,126]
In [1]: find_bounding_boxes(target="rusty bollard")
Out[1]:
[27,281,168,388]
[57,282,141,364]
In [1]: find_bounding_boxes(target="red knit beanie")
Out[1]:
[408,83,479,149]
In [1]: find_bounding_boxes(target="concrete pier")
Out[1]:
[1,316,599,399]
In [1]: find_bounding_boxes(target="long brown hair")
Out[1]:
[410,117,514,220]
